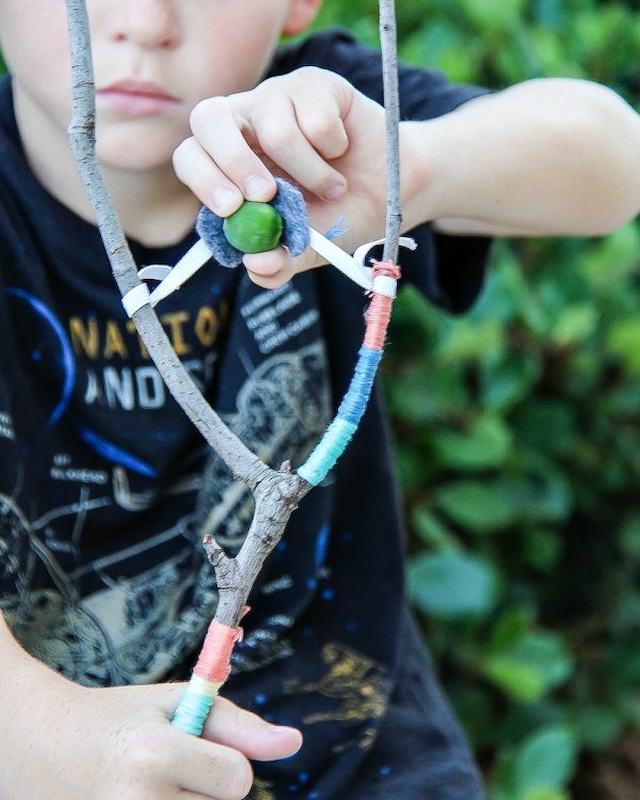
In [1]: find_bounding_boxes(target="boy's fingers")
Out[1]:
[173,136,244,216]
[243,247,325,289]
[276,70,351,161]
[242,248,295,289]
[201,696,303,762]
[243,94,346,200]
[184,84,348,205]
[174,738,254,800]
[189,96,277,204]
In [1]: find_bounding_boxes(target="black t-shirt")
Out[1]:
[0,30,488,800]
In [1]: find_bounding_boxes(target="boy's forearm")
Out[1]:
[401,78,640,238]
[0,612,57,797]
[0,611,33,671]
[0,613,51,731]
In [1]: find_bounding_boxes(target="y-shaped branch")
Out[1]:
[65,0,401,732]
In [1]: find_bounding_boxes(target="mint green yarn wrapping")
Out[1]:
[297,417,357,486]
[171,688,215,736]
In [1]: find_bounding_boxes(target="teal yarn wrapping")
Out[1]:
[297,346,383,485]
[171,687,215,736]
[297,417,358,486]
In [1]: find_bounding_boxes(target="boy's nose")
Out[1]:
[107,0,180,50]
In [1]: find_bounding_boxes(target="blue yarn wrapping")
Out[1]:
[336,347,383,425]
[196,178,310,267]
[171,687,215,736]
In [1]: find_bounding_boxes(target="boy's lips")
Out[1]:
[97,80,181,116]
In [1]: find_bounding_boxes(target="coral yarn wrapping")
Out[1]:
[193,620,243,683]
[363,262,401,350]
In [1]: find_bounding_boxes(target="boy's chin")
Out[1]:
[95,135,178,174]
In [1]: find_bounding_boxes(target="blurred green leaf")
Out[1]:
[411,505,459,551]
[512,726,578,797]
[574,705,623,750]
[490,608,538,651]
[512,401,577,458]
[430,414,513,471]
[581,223,640,290]
[436,318,505,364]
[434,471,571,534]
[408,551,500,618]
[385,363,470,424]
[481,355,542,412]
[433,479,521,533]
[522,527,563,572]
[520,790,569,800]
[549,303,598,347]
[458,0,527,34]
[606,318,640,374]
[483,632,573,702]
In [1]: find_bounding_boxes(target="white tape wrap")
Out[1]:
[371,275,398,298]
[121,283,151,317]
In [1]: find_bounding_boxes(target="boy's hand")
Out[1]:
[173,67,393,288]
[0,647,301,800]
[175,66,640,275]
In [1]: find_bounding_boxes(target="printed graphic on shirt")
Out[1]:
[196,342,330,551]
[68,300,229,411]
[239,282,320,356]
[0,412,14,441]
[248,778,278,800]
[0,280,331,685]
[284,642,390,753]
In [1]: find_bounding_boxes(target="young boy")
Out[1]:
[0,1,639,799]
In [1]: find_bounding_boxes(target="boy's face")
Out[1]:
[0,0,321,173]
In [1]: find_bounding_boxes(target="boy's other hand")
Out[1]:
[0,649,301,800]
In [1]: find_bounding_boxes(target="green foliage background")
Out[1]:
[314,1,640,798]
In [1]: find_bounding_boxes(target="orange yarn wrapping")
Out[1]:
[193,619,244,683]
[363,261,401,351]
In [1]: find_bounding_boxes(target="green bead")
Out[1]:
[223,201,283,254]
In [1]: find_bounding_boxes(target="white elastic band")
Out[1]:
[131,227,417,310]
[138,264,173,281]
[309,230,417,292]
[352,236,418,267]
[148,238,213,307]
[121,283,151,317]
[308,228,373,290]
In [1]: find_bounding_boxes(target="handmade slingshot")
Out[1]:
[121,180,415,735]
[66,0,403,745]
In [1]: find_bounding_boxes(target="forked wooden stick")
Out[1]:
[64,0,401,735]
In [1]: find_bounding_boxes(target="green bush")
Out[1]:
[315,1,640,798]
